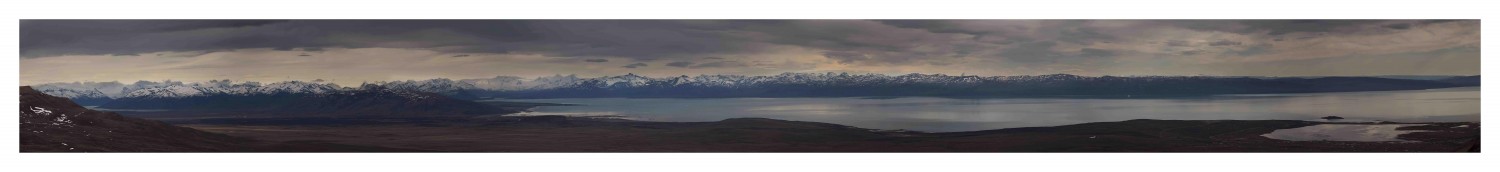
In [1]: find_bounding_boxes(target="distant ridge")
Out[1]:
[483,74,1478,98]
[32,73,1481,101]
[96,83,505,117]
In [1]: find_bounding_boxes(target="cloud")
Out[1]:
[665,61,694,68]
[1078,48,1115,57]
[1227,44,1273,56]
[821,51,869,64]
[24,20,870,61]
[1165,40,1191,47]
[18,20,1480,80]
[995,41,1064,64]
[1165,20,1376,35]
[690,61,749,68]
[1055,25,1116,44]
[1208,40,1242,46]
[621,63,648,68]
[1384,23,1412,30]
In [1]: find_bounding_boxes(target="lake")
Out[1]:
[488,87,1480,132]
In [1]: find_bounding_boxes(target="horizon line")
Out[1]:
[26,72,1480,86]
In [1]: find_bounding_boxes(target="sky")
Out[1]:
[19,20,1480,86]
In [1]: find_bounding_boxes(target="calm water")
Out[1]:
[494,87,1479,132]
[1261,124,1427,142]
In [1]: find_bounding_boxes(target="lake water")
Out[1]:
[494,87,1479,132]
[1261,124,1427,142]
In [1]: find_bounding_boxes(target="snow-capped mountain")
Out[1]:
[31,87,113,105]
[34,87,109,99]
[457,74,582,91]
[459,76,528,90]
[372,79,480,99]
[470,73,1478,98]
[31,73,1482,101]
[113,80,342,99]
[453,73,1176,91]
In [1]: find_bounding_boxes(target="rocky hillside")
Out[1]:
[20,86,249,152]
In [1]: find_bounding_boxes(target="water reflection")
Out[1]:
[500,87,1479,132]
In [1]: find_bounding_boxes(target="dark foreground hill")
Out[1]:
[20,86,420,152]
[21,86,249,152]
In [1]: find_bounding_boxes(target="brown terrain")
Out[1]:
[180,117,1479,152]
[21,86,1480,152]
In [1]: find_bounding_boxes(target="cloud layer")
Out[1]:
[20,20,1480,85]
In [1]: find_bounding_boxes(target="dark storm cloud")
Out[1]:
[621,63,648,68]
[21,20,735,58]
[1244,20,1371,35]
[665,61,695,68]
[24,20,999,65]
[996,41,1063,64]
[875,20,990,35]
[23,20,308,57]
[1054,26,1116,44]
[1162,20,1432,35]
[1384,23,1412,30]
[20,20,1474,67]
[995,41,1117,64]
[19,20,1483,85]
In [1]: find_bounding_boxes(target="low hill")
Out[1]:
[21,86,249,152]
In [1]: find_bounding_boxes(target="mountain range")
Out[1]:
[481,73,1481,98]
[32,73,1481,107]
[99,83,502,117]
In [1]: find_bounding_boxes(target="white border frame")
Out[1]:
[2,0,1494,172]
